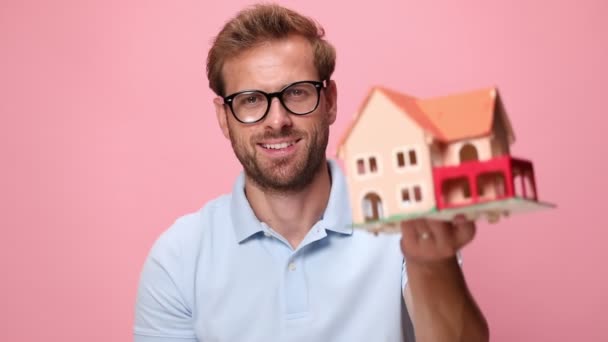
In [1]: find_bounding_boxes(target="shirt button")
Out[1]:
[288,262,296,271]
[264,231,271,237]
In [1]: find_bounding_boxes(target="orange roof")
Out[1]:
[337,86,513,153]
[377,86,446,140]
[416,87,498,142]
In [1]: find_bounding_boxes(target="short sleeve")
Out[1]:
[134,231,198,342]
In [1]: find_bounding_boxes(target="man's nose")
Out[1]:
[264,97,293,130]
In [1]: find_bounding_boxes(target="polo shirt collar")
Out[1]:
[318,159,354,235]
[230,172,264,243]
[230,159,353,243]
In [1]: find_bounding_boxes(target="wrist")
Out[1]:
[406,255,463,282]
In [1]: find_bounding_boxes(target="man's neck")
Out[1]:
[244,161,332,249]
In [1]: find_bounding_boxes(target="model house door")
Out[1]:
[363,192,383,222]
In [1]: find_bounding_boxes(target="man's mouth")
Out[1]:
[259,139,300,150]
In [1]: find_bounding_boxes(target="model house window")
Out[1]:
[355,155,380,175]
[413,185,422,201]
[357,159,365,174]
[396,152,405,167]
[409,150,417,166]
[401,188,410,204]
[395,148,418,170]
[400,185,423,206]
[369,157,377,172]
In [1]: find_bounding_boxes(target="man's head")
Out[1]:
[207,4,338,193]
[206,3,336,97]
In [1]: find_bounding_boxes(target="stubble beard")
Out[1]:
[228,119,329,194]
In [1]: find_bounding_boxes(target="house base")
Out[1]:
[351,197,556,234]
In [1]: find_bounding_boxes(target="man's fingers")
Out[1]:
[452,217,476,247]
[401,220,420,246]
[414,219,436,244]
[425,220,451,249]
[400,217,476,262]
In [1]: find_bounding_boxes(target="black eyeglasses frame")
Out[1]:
[222,80,326,124]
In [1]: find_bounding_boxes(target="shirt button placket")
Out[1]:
[284,255,308,319]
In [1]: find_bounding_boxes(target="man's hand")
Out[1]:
[400,215,475,263]
[400,216,489,342]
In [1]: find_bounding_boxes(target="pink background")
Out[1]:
[1,0,606,340]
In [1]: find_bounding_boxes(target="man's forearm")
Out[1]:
[406,256,489,342]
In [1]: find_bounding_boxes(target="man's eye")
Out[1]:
[286,88,308,97]
[289,89,303,96]
[236,93,264,107]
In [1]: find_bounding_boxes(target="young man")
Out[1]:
[134,4,489,341]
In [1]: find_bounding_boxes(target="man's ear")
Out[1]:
[214,97,230,139]
[325,80,338,125]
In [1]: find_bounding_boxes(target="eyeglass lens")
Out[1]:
[232,82,319,123]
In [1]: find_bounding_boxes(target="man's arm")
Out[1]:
[401,217,489,342]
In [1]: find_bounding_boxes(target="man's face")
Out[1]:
[214,35,337,193]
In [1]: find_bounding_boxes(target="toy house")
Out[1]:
[336,86,554,231]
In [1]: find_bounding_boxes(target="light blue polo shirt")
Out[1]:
[134,160,414,341]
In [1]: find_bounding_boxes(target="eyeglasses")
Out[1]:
[222,80,325,124]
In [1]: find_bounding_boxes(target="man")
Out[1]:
[134,3,489,341]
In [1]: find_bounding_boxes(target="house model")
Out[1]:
[336,86,554,232]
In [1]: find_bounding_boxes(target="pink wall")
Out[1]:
[1,0,605,340]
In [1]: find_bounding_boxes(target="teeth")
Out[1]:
[262,142,294,150]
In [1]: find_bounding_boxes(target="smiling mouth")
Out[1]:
[259,139,301,150]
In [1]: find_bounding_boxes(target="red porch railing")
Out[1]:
[432,155,537,210]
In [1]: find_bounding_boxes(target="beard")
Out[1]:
[228,117,329,194]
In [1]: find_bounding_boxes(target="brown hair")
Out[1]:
[206,3,336,96]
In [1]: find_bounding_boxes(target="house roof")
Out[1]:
[337,86,514,154]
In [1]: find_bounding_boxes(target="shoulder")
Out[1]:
[149,194,232,261]
[134,194,233,334]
